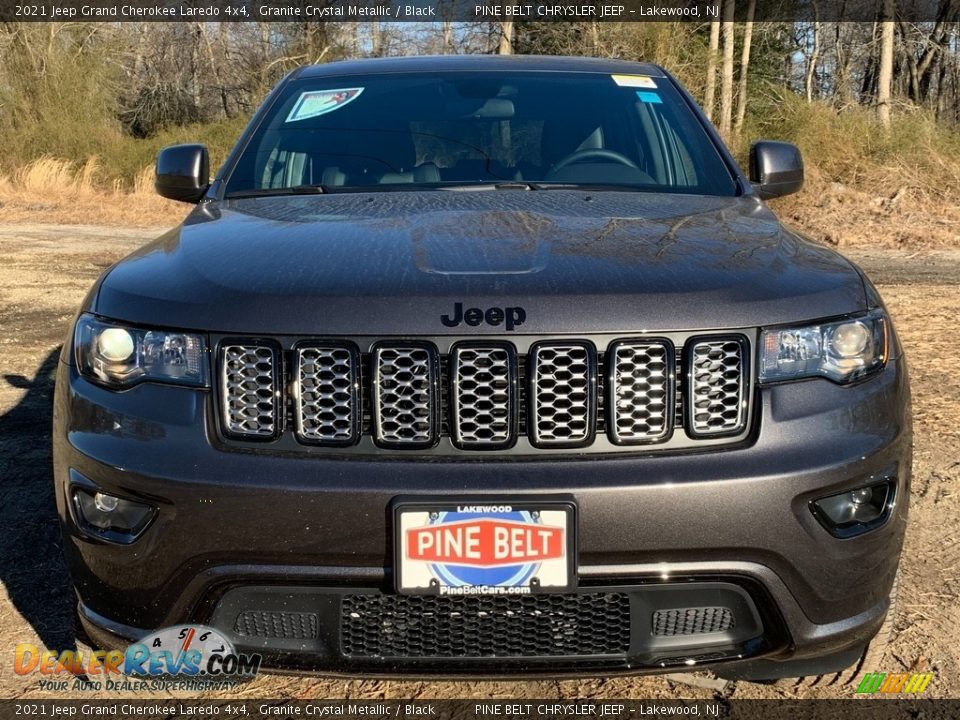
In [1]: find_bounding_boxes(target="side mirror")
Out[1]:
[155,144,209,203]
[749,141,804,199]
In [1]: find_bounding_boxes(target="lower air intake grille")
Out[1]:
[234,610,319,640]
[652,607,734,636]
[341,593,630,658]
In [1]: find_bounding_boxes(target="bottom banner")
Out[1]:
[0,699,953,720]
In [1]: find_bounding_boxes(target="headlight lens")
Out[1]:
[759,310,888,384]
[75,314,208,387]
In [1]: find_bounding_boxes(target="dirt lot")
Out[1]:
[0,223,957,700]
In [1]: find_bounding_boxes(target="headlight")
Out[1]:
[759,309,888,384]
[75,314,208,388]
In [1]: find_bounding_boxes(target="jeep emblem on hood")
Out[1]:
[441,302,526,331]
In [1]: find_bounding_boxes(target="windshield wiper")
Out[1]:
[442,182,629,192]
[224,185,329,199]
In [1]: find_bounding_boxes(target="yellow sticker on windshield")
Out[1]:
[286,88,364,122]
[612,74,657,89]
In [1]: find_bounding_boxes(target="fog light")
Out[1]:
[73,488,155,544]
[811,480,895,538]
[849,487,873,505]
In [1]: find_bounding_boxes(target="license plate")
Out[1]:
[394,499,576,595]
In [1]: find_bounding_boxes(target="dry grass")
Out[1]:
[772,164,960,250]
[0,140,958,250]
[0,157,184,227]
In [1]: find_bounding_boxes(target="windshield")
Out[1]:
[224,71,738,197]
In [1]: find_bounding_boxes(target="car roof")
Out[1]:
[296,55,667,79]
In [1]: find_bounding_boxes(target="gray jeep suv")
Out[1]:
[54,55,910,680]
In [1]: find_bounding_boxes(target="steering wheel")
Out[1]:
[550,148,639,172]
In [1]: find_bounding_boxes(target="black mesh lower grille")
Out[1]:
[234,610,319,640]
[341,593,631,658]
[652,607,734,636]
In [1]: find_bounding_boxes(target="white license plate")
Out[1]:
[394,500,576,595]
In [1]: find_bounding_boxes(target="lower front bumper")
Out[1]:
[77,559,888,678]
[58,357,910,677]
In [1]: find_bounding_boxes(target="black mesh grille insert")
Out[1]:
[234,610,319,640]
[341,593,630,658]
[220,344,279,438]
[528,342,596,447]
[688,338,747,436]
[451,344,516,448]
[652,607,734,636]
[608,340,673,444]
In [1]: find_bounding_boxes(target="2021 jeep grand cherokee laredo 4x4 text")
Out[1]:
[54,56,910,680]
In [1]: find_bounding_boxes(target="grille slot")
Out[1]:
[234,610,319,640]
[652,607,734,636]
[687,337,748,437]
[341,593,630,658]
[295,344,359,445]
[528,342,597,448]
[451,344,517,449]
[220,344,279,439]
[372,344,439,448]
[608,340,674,444]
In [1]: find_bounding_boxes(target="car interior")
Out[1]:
[240,74,723,194]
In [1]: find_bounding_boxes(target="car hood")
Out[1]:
[94,191,866,335]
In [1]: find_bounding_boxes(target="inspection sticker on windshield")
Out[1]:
[612,74,657,89]
[286,88,364,122]
[637,91,663,104]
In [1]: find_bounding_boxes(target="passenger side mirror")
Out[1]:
[155,144,210,203]
[749,141,804,199]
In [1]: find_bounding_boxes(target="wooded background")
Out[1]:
[1,14,958,192]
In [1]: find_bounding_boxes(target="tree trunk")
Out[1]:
[499,21,514,55]
[370,21,380,57]
[719,0,735,139]
[442,22,453,54]
[734,0,755,136]
[805,18,821,102]
[704,19,720,122]
[878,0,895,127]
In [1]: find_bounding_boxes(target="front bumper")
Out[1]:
[54,356,910,676]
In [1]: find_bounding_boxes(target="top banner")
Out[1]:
[1,0,955,23]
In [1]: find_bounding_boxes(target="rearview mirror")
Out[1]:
[155,144,209,203]
[749,141,803,199]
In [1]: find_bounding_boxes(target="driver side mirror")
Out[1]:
[749,141,803,199]
[155,144,209,203]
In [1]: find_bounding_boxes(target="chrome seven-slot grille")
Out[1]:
[218,336,750,452]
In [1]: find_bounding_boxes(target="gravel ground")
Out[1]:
[0,225,957,700]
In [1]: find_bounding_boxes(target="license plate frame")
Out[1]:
[393,498,577,596]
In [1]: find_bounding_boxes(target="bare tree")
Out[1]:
[499,21,514,55]
[719,0,735,138]
[734,0,756,136]
[805,15,821,102]
[878,0,895,126]
[704,19,720,122]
